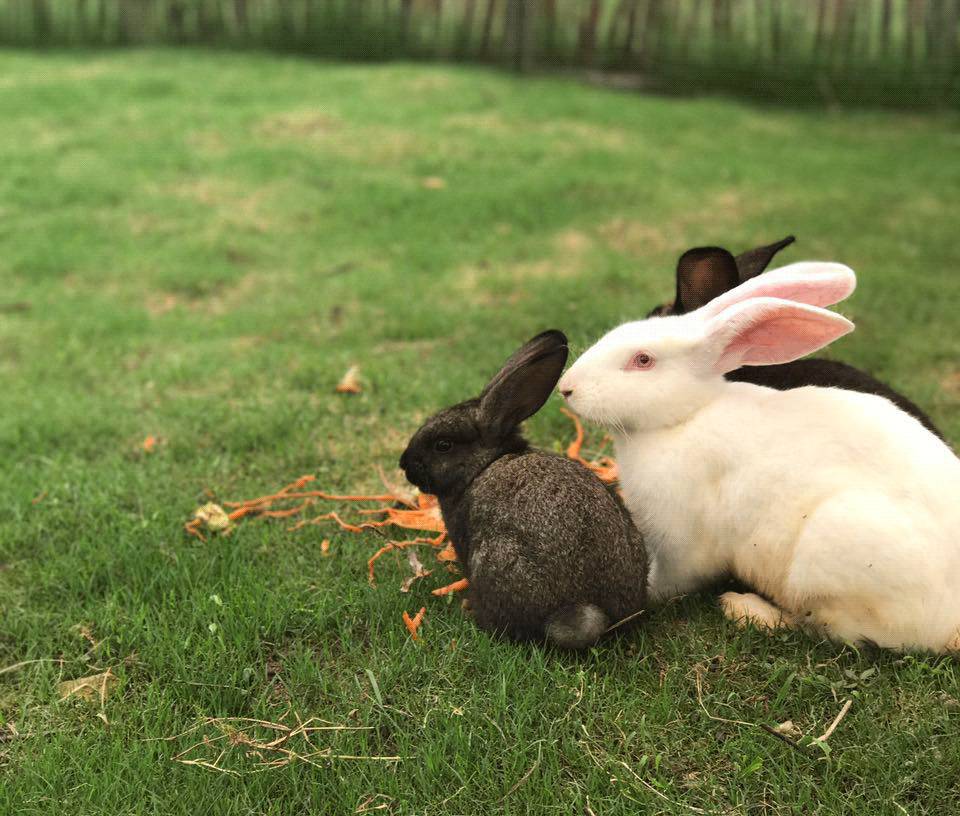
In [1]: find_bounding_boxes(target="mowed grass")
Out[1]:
[1,49,958,814]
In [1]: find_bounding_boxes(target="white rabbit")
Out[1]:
[558,247,960,653]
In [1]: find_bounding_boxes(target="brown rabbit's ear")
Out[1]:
[674,247,740,314]
[734,235,796,282]
[479,330,568,435]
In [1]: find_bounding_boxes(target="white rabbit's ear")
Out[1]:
[702,297,855,374]
[698,261,856,320]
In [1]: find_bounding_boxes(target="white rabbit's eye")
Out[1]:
[628,351,656,371]
[434,439,453,453]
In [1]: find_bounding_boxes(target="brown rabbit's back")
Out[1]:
[463,451,648,640]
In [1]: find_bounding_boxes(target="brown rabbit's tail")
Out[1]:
[545,604,609,650]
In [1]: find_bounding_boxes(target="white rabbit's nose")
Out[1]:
[560,388,573,399]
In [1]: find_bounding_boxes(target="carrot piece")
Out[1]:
[436,544,457,562]
[223,475,316,508]
[432,578,469,597]
[402,607,426,640]
[561,407,618,483]
[561,407,585,460]
[366,536,444,586]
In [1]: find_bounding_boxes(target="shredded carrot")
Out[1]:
[432,578,469,597]
[436,543,457,562]
[561,407,619,483]
[143,435,158,453]
[31,490,47,505]
[562,407,585,460]
[367,533,446,586]
[402,607,426,640]
[182,415,615,636]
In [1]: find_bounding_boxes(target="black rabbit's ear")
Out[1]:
[674,247,740,314]
[734,235,796,282]
[479,330,568,435]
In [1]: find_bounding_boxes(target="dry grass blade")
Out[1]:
[0,658,64,675]
[813,699,853,745]
[58,669,116,704]
[579,726,709,814]
[501,741,543,800]
[693,664,756,728]
[169,714,401,775]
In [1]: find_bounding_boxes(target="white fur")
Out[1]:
[559,263,960,652]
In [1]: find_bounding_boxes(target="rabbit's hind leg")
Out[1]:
[719,592,799,631]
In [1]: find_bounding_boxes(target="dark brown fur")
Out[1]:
[400,331,648,649]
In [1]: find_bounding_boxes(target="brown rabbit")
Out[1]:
[399,330,647,649]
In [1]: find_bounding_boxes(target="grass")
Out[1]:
[1,49,958,815]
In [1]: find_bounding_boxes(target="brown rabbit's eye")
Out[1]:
[434,439,453,453]
[628,351,656,371]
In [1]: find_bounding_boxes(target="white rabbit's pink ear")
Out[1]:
[703,297,855,374]
[698,262,856,320]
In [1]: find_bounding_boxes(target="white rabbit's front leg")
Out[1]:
[719,592,800,631]
[645,544,722,603]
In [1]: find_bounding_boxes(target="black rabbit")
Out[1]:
[399,330,647,649]
[649,237,942,438]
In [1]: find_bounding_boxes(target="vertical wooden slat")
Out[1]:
[541,0,557,62]
[880,0,893,56]
[577,0,602,66]
[814,0,828,56]
[621,0,641,62]
[457,0,477,57]
[479,0,497,58]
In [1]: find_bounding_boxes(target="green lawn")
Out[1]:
[1,49,959,815]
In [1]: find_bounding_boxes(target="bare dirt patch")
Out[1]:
[255,110,342,139]
[161,177,281,233]
[599,190,749,258]
[941,369,960,399]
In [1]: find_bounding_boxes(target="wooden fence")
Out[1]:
[1,1,957,107]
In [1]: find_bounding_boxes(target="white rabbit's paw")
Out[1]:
[719,592,797,631]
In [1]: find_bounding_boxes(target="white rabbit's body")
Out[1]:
[618,382,960,651]
[560,252,960,652]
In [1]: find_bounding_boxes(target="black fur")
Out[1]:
[648,239,943,439]
[399,330,648,649]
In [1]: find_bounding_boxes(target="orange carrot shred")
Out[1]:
[561,407,618,483]
[432,578,469,597]
[436,543,457,562]
[402,607,426,640]
[366,534,445,586]
[183,404,612,636]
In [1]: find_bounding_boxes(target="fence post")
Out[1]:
[503,0,535,72]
